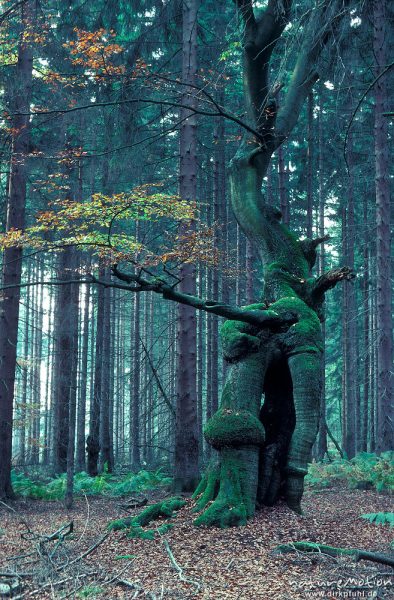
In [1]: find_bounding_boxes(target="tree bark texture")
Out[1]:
[174,0,200,492]
[373,0,393,452]
[0,0,33,498]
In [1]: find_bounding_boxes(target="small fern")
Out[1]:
[306,452,394,492]
[360,512,394,527]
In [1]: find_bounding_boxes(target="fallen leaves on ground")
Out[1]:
[0,485,392,599]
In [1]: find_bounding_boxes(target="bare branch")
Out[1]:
[0,271,298,329]
[275,0,351,145]
[14,97,265,145]
[312,266,355,299]
[235,0,256,29]
[344,60,394,174]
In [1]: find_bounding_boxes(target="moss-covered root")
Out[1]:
[193,447,259,528]
[107,497,186,539]
[285,352,322,513]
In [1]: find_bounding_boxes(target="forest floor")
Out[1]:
[0,485,392,600]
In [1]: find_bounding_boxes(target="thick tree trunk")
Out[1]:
[0,0,33,498]
[194,143,331,523]
[373,0,393,452]
[174,0,200,492]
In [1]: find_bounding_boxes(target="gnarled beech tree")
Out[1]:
[190,0,355,525]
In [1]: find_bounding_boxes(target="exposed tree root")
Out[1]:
[107,497,186,539]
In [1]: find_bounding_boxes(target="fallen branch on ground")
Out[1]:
[56,532,109,571]
[275,541,394,568]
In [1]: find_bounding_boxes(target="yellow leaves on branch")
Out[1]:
[0,182,224,270]
[0,184,198,265]
[63,28,126,77]
[148,224,220,268]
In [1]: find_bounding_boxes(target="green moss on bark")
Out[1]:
[204,408,265,449]
[193,448,259,528]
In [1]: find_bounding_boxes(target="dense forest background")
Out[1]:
[0,0,392,503]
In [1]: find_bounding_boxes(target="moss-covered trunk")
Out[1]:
[194,143,328,524]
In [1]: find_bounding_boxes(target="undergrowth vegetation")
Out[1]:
[306,452,394,492]
[11,453,393,503]
[11,468,171,500]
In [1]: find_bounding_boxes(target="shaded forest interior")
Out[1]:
[0,0,393,594]
[0,0,393,597]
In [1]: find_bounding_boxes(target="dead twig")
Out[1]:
[116,578,157,599]
[162,538,202,594]
[56,532,109,572]
[14,571,98,599]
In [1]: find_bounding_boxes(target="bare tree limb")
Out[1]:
[0,273,298,329]
[139,336,176,417]
[312,266,355,298]
[275,0,351,145]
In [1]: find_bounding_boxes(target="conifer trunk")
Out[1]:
[0,0,34,498]
[174,0,200,492]
[373,0,393,452]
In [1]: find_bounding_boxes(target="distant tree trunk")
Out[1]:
[373,0,393,452]
[361,194,369,452]
[76,281,90,472]
[31,263,43,465]
[174,0,200,492]
[52,248,78,473]
[18,279,31,466]
[43,285,54,466]
[196,266,204,457]
[306,92,314,239]
[65,266,80,508]
[342,130,357,458]
[131,289,141,471]
[0,0,34,499]
[245,240,254,304]
[100,269,113,471]
[278,145,289,226]
[87,265,105,476]
[316,95,327,458]
[370,285,377,451]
